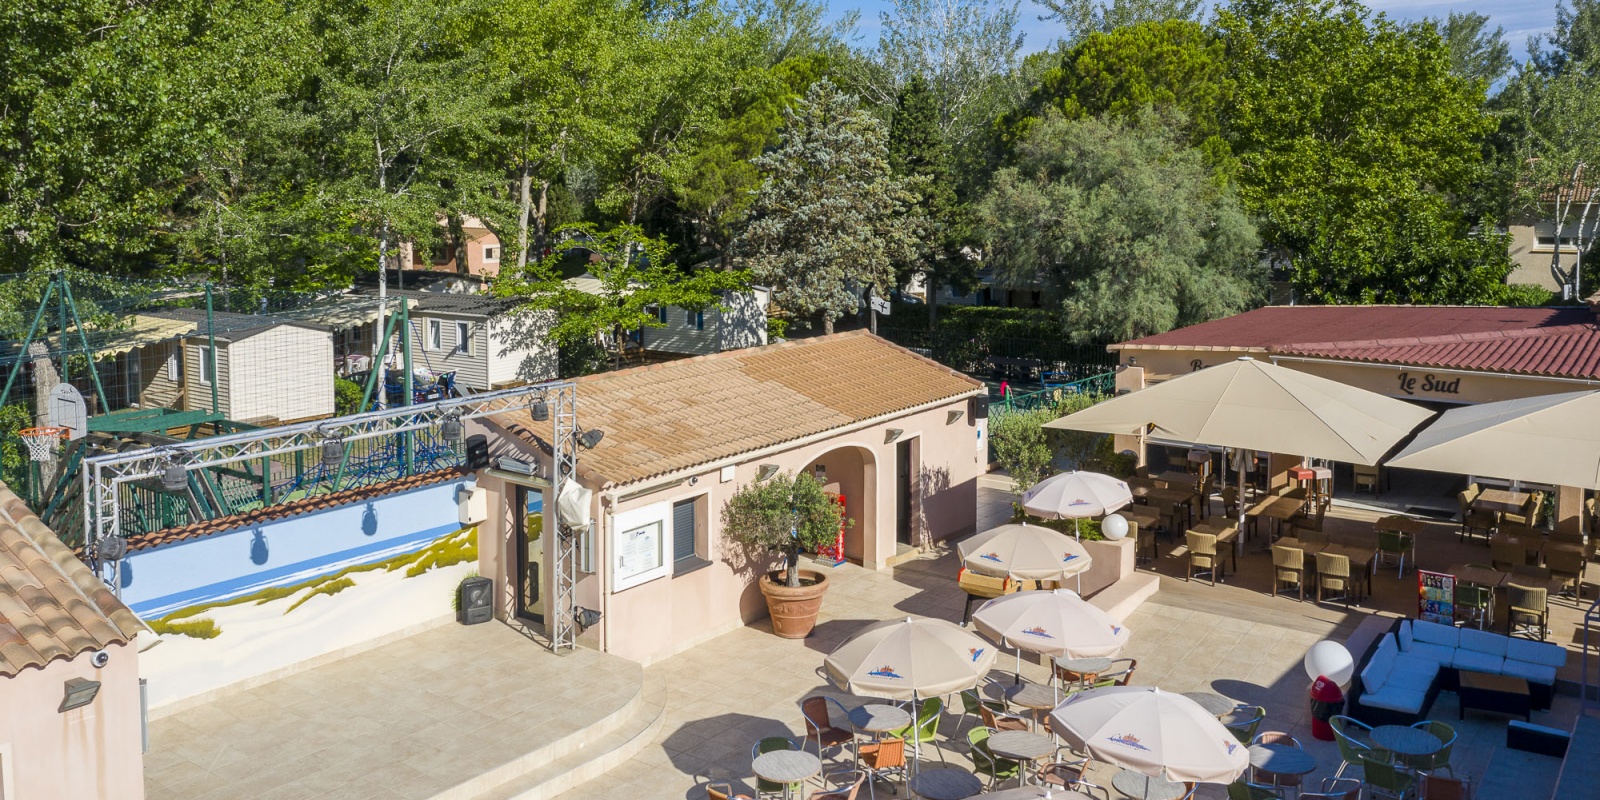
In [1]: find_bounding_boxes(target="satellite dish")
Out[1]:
[48,384,87,441]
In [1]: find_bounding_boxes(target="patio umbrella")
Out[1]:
[1387,390,1600,490]
[1021,471,1133,539]
[972,589,1130,701]
[1046,685,1250,784]
[956,523,1093,583]
[825,617,998,767]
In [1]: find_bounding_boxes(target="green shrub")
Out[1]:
[1497,284,1560,307]
[333,377,365,415]
[990,407,1058,490]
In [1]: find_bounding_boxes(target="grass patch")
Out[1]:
[285,577,356,614]
[149,617,221,639]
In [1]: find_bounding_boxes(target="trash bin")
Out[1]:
[1309,674,1343,741]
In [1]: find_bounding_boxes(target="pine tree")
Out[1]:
[737,80,921,335]
[888,75,973,328]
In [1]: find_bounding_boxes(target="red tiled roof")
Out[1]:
[1115,306,1595,351]
[123,468,464,552]
[1275,325,1600,379]
[492,331,984,487]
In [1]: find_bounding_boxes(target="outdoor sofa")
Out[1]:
[1397,619,1566,710]
[1348,631,1443,726]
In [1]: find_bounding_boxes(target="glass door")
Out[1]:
[514,485,545,624]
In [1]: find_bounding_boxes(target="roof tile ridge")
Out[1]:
[1272,324,1598,354]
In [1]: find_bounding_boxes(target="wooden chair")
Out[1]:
[1315,552,1354,606]
[1504,491,1545,527]
[1199,475,1216,519]
[801,696,855,760]
[1458,489,1496,542]
[1272,544,1305,600]
[1187,530,1224,584]
[1507,583,1549,640]
[1547,547,1587,598]
[1288,503,1326,540]
[1221,486,1240,519]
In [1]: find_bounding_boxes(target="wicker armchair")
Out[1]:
[1187,530,1224,585]
[1272,545,1305,600]
[1315,552,1354,606]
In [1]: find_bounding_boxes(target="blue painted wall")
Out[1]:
[122,478,476,618]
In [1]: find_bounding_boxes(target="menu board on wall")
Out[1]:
[615,520,663,586]
[1418,570,1455,625]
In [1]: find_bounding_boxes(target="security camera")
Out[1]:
[89,650,110,669]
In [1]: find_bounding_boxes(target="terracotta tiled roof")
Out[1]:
[123,468,464,552]
[493,331,983,487]
[0,483,143,676]
[1115,306,1595,351]
[1274,324,1600,379]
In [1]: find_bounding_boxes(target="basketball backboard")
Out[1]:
[47,383,87,440]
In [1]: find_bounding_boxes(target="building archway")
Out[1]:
[805,445,879,566]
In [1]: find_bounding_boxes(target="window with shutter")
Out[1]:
[672,499,696,563]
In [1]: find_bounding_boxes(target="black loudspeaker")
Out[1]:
[458,576,493,625]
[969,395,989,425]
[465,434,490,469]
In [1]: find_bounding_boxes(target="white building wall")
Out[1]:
[228,327,335,422]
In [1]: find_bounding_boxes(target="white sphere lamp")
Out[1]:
[1101,513,1129,541]
[1303,640,1354,687]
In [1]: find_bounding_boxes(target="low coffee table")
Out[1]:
[1459,670,1531,721]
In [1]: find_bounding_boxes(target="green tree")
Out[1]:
[1437,11,1513,90]
[736,80,921,334]
[1532,0,1600,79]
[1037,0,1204,45]
[1217,0,1511,304]
[494,223,750,373]
[989,408,1057,491]
[888,75,976,327]
[978,111,1261,342]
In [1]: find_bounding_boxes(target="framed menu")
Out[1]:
[1418,570,1455,625]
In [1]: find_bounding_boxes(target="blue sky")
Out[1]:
[828,0,1560,56]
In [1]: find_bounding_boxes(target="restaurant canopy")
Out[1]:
[1045,357,1432,466]
[1386,390,1600,490]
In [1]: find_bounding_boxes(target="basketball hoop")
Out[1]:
[17,427,67,462]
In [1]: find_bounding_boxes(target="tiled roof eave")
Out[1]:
[1271,350,1600,381]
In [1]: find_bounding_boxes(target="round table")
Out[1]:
[1055,656,1115,684]
[981,788,1092,800]
[987,730,1055,785]
[850,703,912,735]
[752,750,822,800]
[1248,743,1317,787]
[909,767,984,800]
[1110,769,1186,800]
[1005,683,1059,721]
[1180,691,1236,717]
[1371,725,1443,757]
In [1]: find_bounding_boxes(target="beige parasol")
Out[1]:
[1386,390,1600,490]
[1044,357,1431,466]
[1047,685,1250,784]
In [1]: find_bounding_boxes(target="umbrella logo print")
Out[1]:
[1062,553,1080,563]
[1108,733,1151,752]
[1068,498,1091,507]
[979,552,1004,563]
[1224,740,1238,755]
[1021,626,1054,639]
[969,648,986,662]
[867,665,904,679]
[1109,624,1123,636]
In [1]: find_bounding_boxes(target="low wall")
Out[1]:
[129,477,479,708]
[1079,538,1136,596]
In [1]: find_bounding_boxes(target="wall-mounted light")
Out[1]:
[530,398,550,422]
[59,678,101,713]
[946,410,964,425]
[884,428,904,444]
[578,428,605,450]
[756,464,780,481]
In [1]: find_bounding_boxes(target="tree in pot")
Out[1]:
[722,470,850,638]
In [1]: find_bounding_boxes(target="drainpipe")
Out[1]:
[598,487,618,655]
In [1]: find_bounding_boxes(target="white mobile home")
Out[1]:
[381,290,555,392]
[147,309,336,425]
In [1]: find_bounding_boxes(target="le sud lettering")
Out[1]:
[1396,371,1461,396]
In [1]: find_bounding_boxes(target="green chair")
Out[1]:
[1330,716,1390,779]
[888,697,945,766]
[1359,754,1415,800]
[1227,780,1284,800]
[966,727,1020,789]
[753,736,802,798]
[959,689,1008,730]
[1222,705,1265,744]
[1453,583,1493,630]
[1402,720,1456,776]
[1376,530,1414,577]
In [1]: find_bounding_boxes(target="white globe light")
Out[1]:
[1304,640,1354,686]
[1101,513,1129,541]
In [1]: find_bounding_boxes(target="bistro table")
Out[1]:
[1006,683,1060,729]
[1191,520,1242,566]
[987,731,1056,785]
[1375,515,1426,536]
[849,703,912,737]
[909,767,984,800]
[1475,489,1532,515]
[752,749,822,800]
[1322,542,1378,597]
[1181,691,1237,717]
[1248,743,1317,789]
[1153,471,1199,489]
[1056,656,1115,689]
[1371,725,1443,758]
[1111,769,1187,800]
[1247,495,1305,541]
[1450,563,1507,589]
[980,787,1089,800]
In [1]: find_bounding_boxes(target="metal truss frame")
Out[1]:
[83,379,584,651]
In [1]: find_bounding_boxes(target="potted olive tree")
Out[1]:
[722,470,848,638]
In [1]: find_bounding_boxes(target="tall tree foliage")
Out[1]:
[978,112,1261,343]
[1437,11,1513,90]
[736,81,920,335]
[1038,0,1204,45]
[1218,0,1510,304]
[887,76,974,327]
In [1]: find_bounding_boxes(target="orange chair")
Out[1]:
[708,782,754,800]
[801,696,855,760]
[857,737,907,793]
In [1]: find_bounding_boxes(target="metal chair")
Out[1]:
[888,696,946,766]
[1187,530,1224,584]
[1272,545,1305,600]
[1330,715,1390,779]
[959,689,1008,731]
[807,771,866,800]
[1376,530,1414,577]
[1223,705,1266,743]
[1093,658,1137,687]
[1453,583,1493,630]
[1036,755,1101,795]
[1419,774,1471,800]
[966,727,1021,789]
[1402,721,1456,776]
[1547,547,1587,598]
[1302,778,1362,800]
[1228,780,1284,800]
[856,737,907,795]
[753,736,803,799]
[801,696,855,761]
[1315,552,1355,607]
[977,701,1030,733]
[708,782,756,800]
[1360,754,1416,800]
[1250,732,1304,791]
[1507,583,1549,640]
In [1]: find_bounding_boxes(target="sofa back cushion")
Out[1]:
[1398,620,1414,652]
[1459,628,1509,657]
[1362,634,1398,693]
[1507,637,1568,668]
[1411,619,1460,648]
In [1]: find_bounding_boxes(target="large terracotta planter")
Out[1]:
[759,569,829,639]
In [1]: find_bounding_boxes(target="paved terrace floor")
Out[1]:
[562,475,1585,800]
